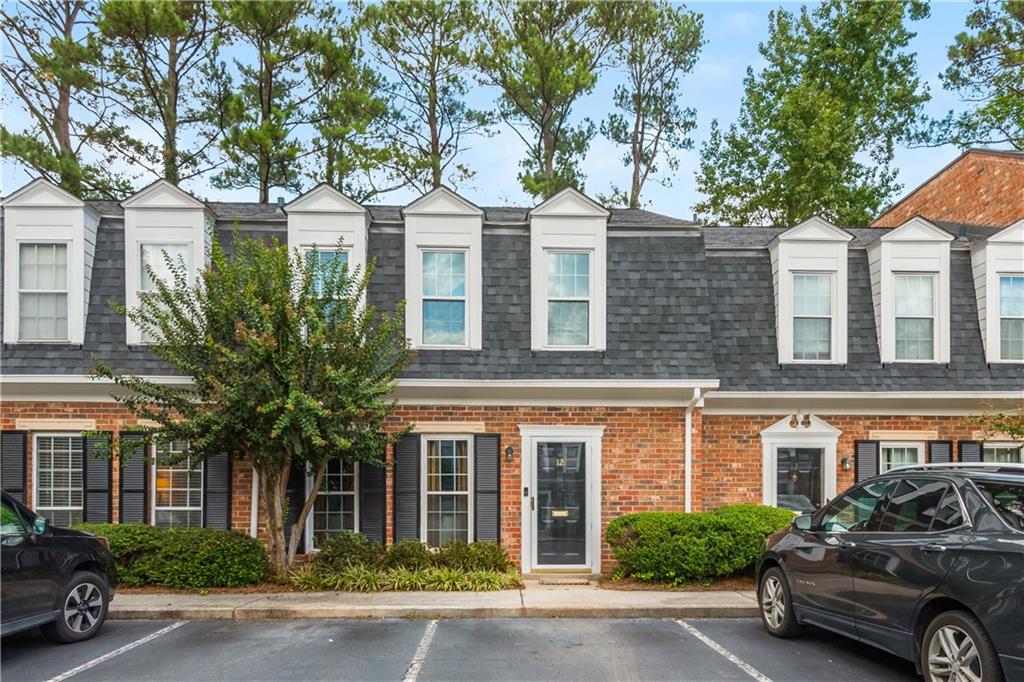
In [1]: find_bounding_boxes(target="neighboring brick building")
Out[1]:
[2,178,1022,575]
[872,148,1024,228]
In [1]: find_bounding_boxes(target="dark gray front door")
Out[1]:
[776,447,824,512]
[536,442,586,565]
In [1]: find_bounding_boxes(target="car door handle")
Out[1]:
[923,543,947,553]
[839,540,857,549]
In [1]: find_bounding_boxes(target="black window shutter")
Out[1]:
[474,434,500,542]
[928,440,953,465]
[1,431,27,504]
[119,433,149,523]
[203,452,232,530]
[854,440,880,483]
[284,460,306,550]
[359,461,386,544]
[393,434,420,542]
[959,440,982,463]
[83,434,113,523]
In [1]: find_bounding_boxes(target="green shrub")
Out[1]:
[288,564,521,592]
[74,523,267,589]
[382,539,435,570]
[605,504,793,585]
[311,531,384,572]
[435,540,513,572]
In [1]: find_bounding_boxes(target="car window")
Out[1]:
[929,489,965,531]
[878,478,949,532]
[1,500,26,535]
[973,479,1024,532]
[820,479,893,533]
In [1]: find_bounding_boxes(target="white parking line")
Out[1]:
[676,620,773,682]
[44,621,188,682]
[402,619,438,682]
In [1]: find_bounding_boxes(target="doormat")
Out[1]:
[536,576,592,585]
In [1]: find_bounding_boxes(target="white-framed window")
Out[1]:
[546,250,591,347]
[879,442,925,473]
[308,459,359,550]
[152,441,203,528]
[1000,274,1024,361]
[983,443,1023,464]
[33,434,84,527]
[139,242,191,343]
[421,436,473,546]
[893,273,937,361]
[421,250,467,346]
[18,242,70,342]
[306,248,350,297]
[792,272,833,361]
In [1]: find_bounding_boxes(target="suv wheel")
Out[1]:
[41,571,109,643]
[758,566,802,638]
[922,610,1003,682]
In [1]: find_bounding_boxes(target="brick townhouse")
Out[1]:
[1,177,1022,574]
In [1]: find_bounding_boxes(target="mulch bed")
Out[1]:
[598,575,756,592]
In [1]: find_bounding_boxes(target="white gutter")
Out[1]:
[684,387,703,513]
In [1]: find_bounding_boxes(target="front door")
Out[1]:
[535,442,587,566]
[776,447,824,513]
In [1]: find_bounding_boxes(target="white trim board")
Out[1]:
[760,415,839,509]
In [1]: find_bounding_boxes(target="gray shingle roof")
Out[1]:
[701,225,1005,249]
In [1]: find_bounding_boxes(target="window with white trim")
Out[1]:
[894,274,936,361]
[983,444,1022,464]
[18,243,69,341]
[306,248,349,297]
[879,442,924,473]
[422,437,472,546]
[792,273,833,361]
[421,250,466,346]
[34,435,83,526]
[152,441,203,527]
[311,459,358,549]
[546,251,591,346]
[139,243,190,343]
[1000,275,1024,361]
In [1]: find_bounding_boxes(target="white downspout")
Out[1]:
[249,468,259,538]
[685,388,702,513]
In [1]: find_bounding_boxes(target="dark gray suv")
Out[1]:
[757,464,1024,682]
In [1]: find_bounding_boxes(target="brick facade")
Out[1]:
[872,149,1024,228]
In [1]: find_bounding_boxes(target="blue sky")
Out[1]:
[1,1,994,220]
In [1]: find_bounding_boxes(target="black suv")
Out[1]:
[758,464,1024,682]
[1,491,116,643]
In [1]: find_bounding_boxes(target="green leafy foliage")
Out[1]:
[290,564,521,592]
[605,505,794,585]
[972,405,1024,441]
[74,523,267,588]
[310,533,513,574]
[695,0,930,226]
[310,530,385,572]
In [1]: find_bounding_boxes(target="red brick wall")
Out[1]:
[872,151,1024,228]
[702,414,983,508]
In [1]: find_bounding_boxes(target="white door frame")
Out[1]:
[518,425,604,572]
[760,415,840,509]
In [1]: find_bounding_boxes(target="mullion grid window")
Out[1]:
[792,272,833,361]
[34,435,84,527]
[306,249,350,298]
[424,437,472,546]
[546,251,591,347]
[983,444,1022,463]
[152,441,203,528]
[894,273,937,361]
[18,242,69,341]
[421,250,467,346]
[139,243,190,343]
[999,274,1024,361]
[312,459,357,549]
[879,443,922,473]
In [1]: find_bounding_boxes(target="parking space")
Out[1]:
[2,618,919,682]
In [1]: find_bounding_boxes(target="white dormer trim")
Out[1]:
[530,188,609,351]
[868,217,954,364]
[121,180,211,345]
[285,184,369,278]
[2,178,98,345]
[403,187,483,350]
[972,219,1024,363]
[770,217,853,364]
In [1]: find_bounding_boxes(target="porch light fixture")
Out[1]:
[789,415,799,429]
[505,445,514,462]
[801,414,812,429]
[841,457,852,471]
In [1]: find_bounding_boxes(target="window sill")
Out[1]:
[4,341,81,349]
[532,346,605,353]
[414,344,481,351]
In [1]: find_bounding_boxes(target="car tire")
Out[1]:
[758,566,802,638]
[40,571,109,644]
[921,610,1003,682]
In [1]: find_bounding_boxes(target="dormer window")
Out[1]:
[894,273,937,361]
[792,273,833,361]
[999,275,1023,361]
[138,243,190,343]
[18,242,70,341]
[306,248,349,296]
[421,250,467,345]
[546,251,591,346]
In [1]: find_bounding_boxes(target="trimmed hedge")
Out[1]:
[310,532,513,574]
[605,504,794,585]
[74,524,268,589]
[291,565,521,592]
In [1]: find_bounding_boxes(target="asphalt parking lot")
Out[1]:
[2,618,918,682]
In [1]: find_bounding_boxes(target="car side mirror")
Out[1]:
[33,516,48,535]
[793,514,813,531]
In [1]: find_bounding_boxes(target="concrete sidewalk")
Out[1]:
[109,584,759,621]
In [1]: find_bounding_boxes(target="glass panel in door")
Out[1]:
[776,447,823,513]
[536,442,586,565]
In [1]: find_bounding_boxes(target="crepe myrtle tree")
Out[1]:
[91,235,414,578]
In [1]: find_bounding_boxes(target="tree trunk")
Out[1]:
[55,2,78,195]
[428,72,441,189]
[629,110,643,209]
[164,35,180,184]
[258,458,328,580]
[258,45,273,203]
